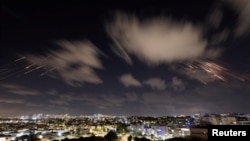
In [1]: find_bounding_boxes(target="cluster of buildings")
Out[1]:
[127,125,190,140]
[0,113,249,141]
[200,113,250,125]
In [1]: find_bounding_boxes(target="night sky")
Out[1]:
[1,0,250,117]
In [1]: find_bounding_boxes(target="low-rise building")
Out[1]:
[0,135,11,141]
[189,127,208,140]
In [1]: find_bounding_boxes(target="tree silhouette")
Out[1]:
[128,135,132,141]
[134,137,151,141]
[104,131,118,141]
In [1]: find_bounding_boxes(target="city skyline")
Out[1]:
[1,0,250,117]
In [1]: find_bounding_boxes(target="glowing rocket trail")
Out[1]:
[14,56,26,62]
[0,56,53,80]
[40,68,55,76]
[0,67,26,81]
[24,66,44,74]
[180,59,248,84]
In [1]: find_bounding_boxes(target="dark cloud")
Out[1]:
[144,78,167,90]
[0,98,24,104]
[0,83,40,96]
[224,0,250,36]
[119,73,142,87]
[125,92,138,102]
[171,77,185,91]
[0,80,249,116]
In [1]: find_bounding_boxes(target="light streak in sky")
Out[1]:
[25,64,35,69]
[0,56,249,84]
[24,65,45,74]
[14,56,26,62]
[40,68,55,76]
[181,59,247,84]
[0,56,54,80]
[0,67,26,81]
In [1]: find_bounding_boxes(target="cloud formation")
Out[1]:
[24,40,104,86]
[0,83,40,96]
[48,99,69,106]
[181,68,218,84]
[1,81,249,116]
[119,73,142,87]
[225,0,250,36]
[47,92,136,110]
[106,13,221,65]
[125,92,138,101]
[207,8,223,29]
[0,98,24,104]
[139,81,250,115]
[144,78,167,90]
[171,77,185,91]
